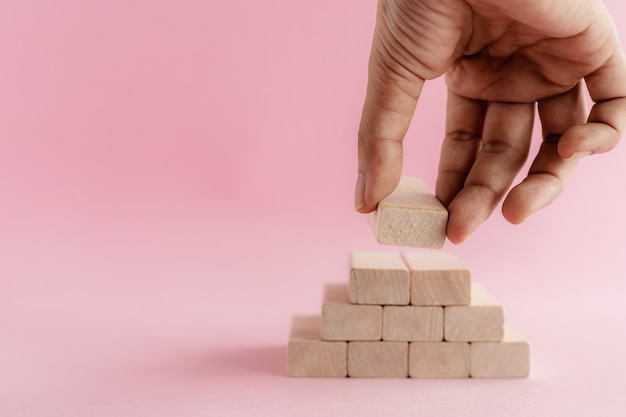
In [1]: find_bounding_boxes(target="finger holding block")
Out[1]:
[288,316,347,377]
[366,177,448,249]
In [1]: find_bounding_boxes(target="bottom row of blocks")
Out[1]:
[288,316,529,378]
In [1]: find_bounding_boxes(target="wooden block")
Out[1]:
[287,315,347,377]
[321,283,382,341]
[348,341,408,378]
[470,324,530,378]
[366,177,448,249]
[349,251,410,305]
[409,342,470,378]
[444,284,504,342]
[403,252,471,306]
[383,306,443,341]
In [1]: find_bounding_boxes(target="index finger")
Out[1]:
[355,39,424,213]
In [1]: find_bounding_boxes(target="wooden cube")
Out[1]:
[349,251,410,305]
[321,283,382,341]
[444,284,504,342]
[403,252,471,306]
[383,306,443,341]
[470,324,530,378]
[348,341,408,378]
[409,342,470,378]
[366,177,448,249]
[288,315,347,377]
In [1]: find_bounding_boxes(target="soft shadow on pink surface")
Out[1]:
[1,0,625,414]
[160,345,287,379]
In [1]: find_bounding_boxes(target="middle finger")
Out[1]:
[446,100,535,243]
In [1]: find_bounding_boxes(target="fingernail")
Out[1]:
[355,174,366,211]
[564,151,593,161]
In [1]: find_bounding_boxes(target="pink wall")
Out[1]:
[2,0,624,237]
[1,1,626,416]
[2,0,625,286]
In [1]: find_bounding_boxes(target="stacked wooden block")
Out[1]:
[288,176,529,378]
[366,177,448,249]
[288,251,530,378]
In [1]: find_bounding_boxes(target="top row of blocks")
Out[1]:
[350,251,470,306]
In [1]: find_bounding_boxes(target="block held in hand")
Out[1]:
[366,177,448,248]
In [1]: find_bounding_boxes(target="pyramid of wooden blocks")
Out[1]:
[367,177,448,249]
[288,251,530,378]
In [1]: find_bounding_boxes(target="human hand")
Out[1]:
[355,0,626,244]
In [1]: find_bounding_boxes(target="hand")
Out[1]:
[355,0,626,244]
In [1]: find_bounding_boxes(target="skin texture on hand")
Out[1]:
[355,0,626,244]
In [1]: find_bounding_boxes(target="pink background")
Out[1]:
[1,1,626,416]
